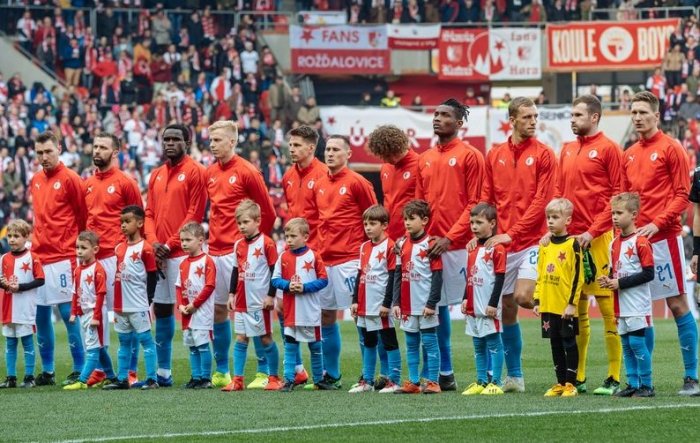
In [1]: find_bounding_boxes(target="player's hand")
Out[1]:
[379,306,390,318]
[69,315,76,323]
[185,302,196,313]
[485,306,497,318]
[394,237,405,255]
[576,232,594,249]
[597,275,610,288]
[422,307,435,317]
[563,304,576,319]
[532,305,540,317]
[485,233,512,249]
[227,294,235,312]
[466,237,477,252]
[607,279,620,290]
[636,223,659,239]
[350,303,358,318]
[539,231,552,246]
[178,305,188,315]
[392,306,401,319]
[262,296,275,311]
[461,299,468,315]
[691,255,698,274]
[8,283,18,293]
[428,237,450,258]
[153,243,170,261]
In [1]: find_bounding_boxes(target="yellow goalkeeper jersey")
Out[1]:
[534,235,583,315]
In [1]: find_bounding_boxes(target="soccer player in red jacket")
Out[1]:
[144,124,207,387]
[84,132,143,387]
[479,97,557,393]
[206,120,277,389]
[30,131,87,386]
[315,135,378,388]
[622,91,698,396]
[417,99,485,391]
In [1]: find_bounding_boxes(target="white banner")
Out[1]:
[488,106,574,154]
[290,25,388,50]
[388,24,441,49]
[319,106,487,163]
[488,28,542,80]
[297,11,347,25]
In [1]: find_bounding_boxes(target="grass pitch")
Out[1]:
[1,319,698,442]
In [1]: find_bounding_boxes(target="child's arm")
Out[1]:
[391,264,402,318]
[423,269,443,316]
[350,269,361,317]
[228,265,239,310]
[147,271,157,305]
[191,261,216,310]
[564,240,583,319]
[486,247,507,318]
[15,257,46,293]
[92,269,107,326]
[380,268,396,318]
[613,236,655,290]
[270,256,290,292]
[142,244,158,305]
[299,252,329,294]
[533,246,544,316]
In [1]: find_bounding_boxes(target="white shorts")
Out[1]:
[357,315,394,332]
[465,315,502,338]
[234,310,272,337]
[650,235,687,300]
[400,314,440,333]
[114,311,152,334]
[99,256,117,311]
[439,250,467,306]
[284,325,321,342]
[153,256,186,305]
[183,328,211,347]
[319,260,358,310]
[80,308,109,351]
[36,259,74,306]
[617,315,653,335]
[2,323,34,338]
[212,253,234,306]
[502,245,539,295]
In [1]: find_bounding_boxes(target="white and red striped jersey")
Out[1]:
[357,238,396,316]
[71,261,107,322]
[176,253,216,330]
[273,248,327,327]
[114,240,157,313]
[465,244,506,318]
[233,234,278,312]
[398,234,443,315]
[611,233,654,317]
[1,250,44,325]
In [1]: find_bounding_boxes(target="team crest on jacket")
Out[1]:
[525,156,534,166]
[403,171,411,180]
[53,181,61,190]
[107,185,115,194]
[546,263,555,273]
[229,175,237,184]
[650,152,658,161]
[178,173,186,182]
[448,157,457,166]
[588,150,598,159]
[308,180,315,189]
[339,186,347,195]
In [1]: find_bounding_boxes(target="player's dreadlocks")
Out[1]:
[441,98,470,122]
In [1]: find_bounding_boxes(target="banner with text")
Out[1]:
[290,25,390,74]
[319,106,488,164]
[298,11,347,25]
[488,106,574,155]
[388,24,441,50]
[437,28,541,81]
[546,19,680,71]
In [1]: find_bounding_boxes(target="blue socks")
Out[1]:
[189,346,202,380]
[129,333,140,373]
[284,340,298,383]
[264,342,279,377]
[621,334,638,388]
[36,305,55,373]
[199,343,212,380]
[212,320,231,374]
[308,340,324,383]
[437,306,453,375]
[645,326,655,355]
[675,312,698,379]
[405,331,421,384]
[622,331,654,388]
[362,344,378,384]
[137,330,157,381]
[322,323,341,379]
[422,329,439,382]
[98,347,116,380]
[21,335,34,377]
[117,332,134,381]
[80,349,100,383]
[473,336,488,384]
[280,316,303,367]
[5,337,18,377]
[377,336,389,376]
[386,348,401,384]
[58,302,84,373]
[233,341,248,377]
[485,333,504,385]
[502,323,523,378]
[253,336,269,375]
[155,315,175,374]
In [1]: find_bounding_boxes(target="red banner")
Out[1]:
[437,28,487,81]
[546,19,680,71]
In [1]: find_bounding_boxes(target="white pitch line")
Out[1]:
[53,402,700,443]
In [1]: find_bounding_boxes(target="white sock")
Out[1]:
[295,365,304,373]
[157,369,171,378]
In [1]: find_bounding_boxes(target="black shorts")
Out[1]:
[541,313,579,339]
